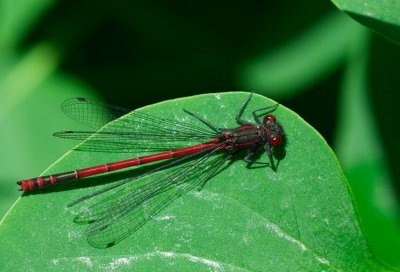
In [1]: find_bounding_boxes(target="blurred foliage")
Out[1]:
[0,0,399,268]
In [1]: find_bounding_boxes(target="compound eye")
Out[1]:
[269,135,281,146]
[263,114,276,122]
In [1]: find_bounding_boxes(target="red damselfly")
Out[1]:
[17,93,284,248]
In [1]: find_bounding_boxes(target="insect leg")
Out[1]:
[264,143,277,171]
[243,145,270,166]
[183,109,224,132]
[251,104,279,126]
[196,151,236,191]
[236,93,256,126]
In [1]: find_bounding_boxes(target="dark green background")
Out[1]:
[1,0,399,268]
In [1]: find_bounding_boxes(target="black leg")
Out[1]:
[251,104,279,125]
[264,143,276,171]
[244,151,258,164]
[264,143,272,156]
[244,146,270,166]
[242,145,277,171]
[236,93,256,126]
[184,109,223,132]
[197,152,236,191]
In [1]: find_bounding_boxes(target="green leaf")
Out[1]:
[332,0,400,45]
[0,92,388,271]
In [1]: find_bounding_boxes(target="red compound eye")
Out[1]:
[269,135,281,146]
[263,114,276,122]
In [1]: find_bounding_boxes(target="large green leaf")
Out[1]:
[332,0,400,45]
[0,92,388,271]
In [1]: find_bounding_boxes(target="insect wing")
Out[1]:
[73,149,226,248]
[56,98,216,152]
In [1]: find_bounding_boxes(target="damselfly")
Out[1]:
[17,93,284,248]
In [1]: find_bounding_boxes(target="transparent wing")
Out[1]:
[61,97,131,129]
[56,97,217,152]
[73,147,227,248]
